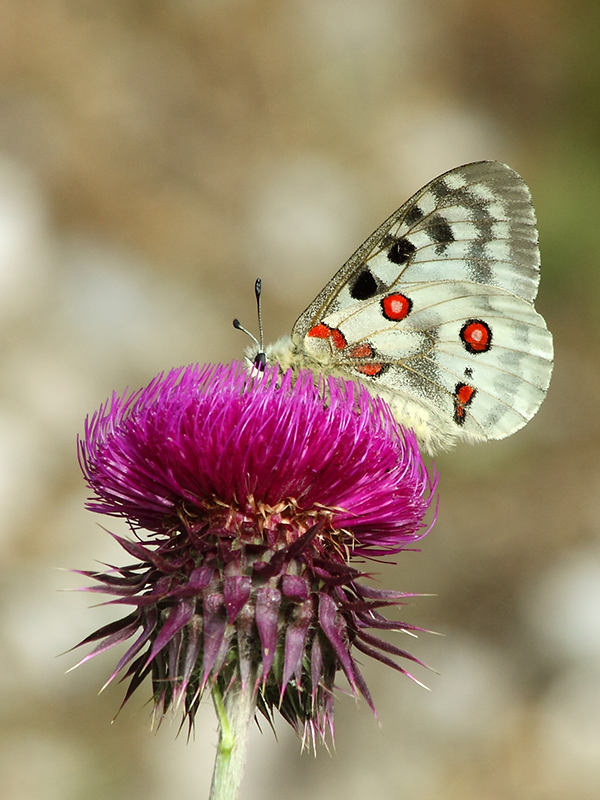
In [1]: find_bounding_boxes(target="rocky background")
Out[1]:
[0,2,598,799]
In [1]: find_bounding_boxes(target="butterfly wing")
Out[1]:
[291,161,553,453]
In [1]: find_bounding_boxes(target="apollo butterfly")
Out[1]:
[239,161,553,455]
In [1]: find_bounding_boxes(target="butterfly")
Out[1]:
[240,161,553,455]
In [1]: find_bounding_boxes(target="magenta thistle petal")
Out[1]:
[74,361,437,742]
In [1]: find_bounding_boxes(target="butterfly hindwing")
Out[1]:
[302,279,552,446]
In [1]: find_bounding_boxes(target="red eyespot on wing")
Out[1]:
[348,343,383,375]
[381,293,412,321]
[460,319,492,353]
[349,343,374,359]
[307,323,331,339]
[453,382,476,426]
[307,323,347,350]
[330,329,347,350]
[357,363,384,376]
[456,384,475,404]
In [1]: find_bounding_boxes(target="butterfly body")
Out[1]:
[248,161,553,455]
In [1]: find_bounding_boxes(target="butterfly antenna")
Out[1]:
[232,278,267,370]
[255,278,265,354]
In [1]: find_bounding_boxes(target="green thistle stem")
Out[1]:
[209,682,257,800]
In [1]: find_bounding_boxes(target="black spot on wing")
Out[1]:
[428,214,455,254]
[405,205,424,226]
[387,237,416,265]
[466,208,494,283]
[430,178,451,203]
[350,268,378,300]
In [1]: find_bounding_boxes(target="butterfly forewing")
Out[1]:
[293,161,541,341]
[284,161,553,452]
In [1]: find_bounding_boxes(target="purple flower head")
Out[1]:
[75,361,436,743]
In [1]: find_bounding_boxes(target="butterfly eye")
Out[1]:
[253,352,267,371]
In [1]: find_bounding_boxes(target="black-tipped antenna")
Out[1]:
[254,278,264,355]
[232,317,259,348]
[232,278,267,370]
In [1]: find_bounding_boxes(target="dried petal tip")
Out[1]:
[75,361,436,742]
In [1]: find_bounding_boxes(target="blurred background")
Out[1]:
[0,1,599,798]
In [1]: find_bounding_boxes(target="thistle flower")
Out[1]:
[74,361,436,745]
